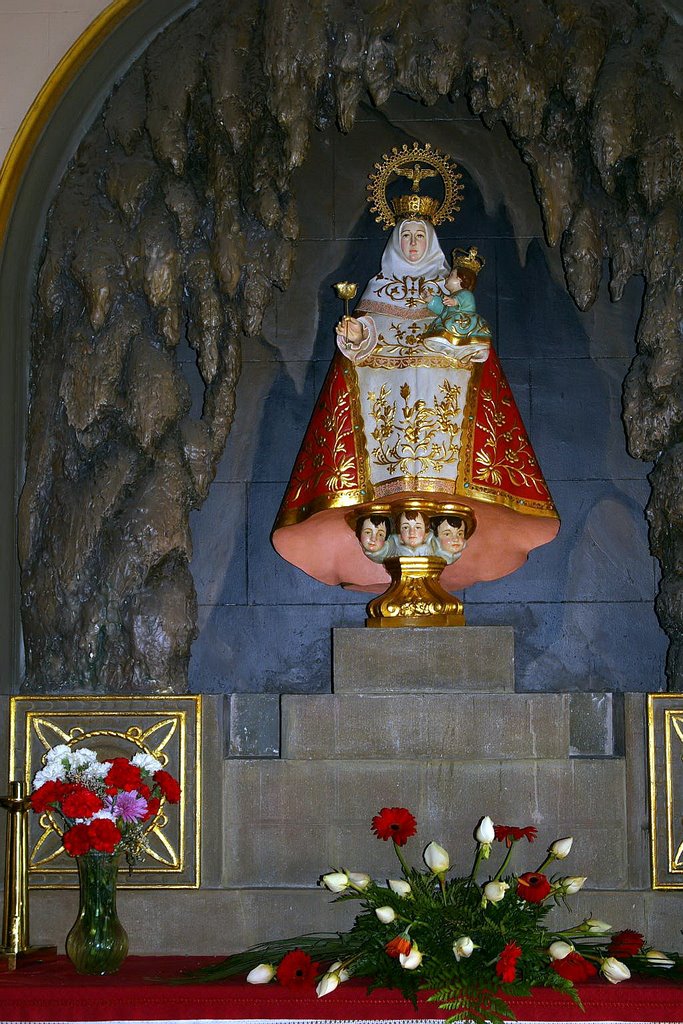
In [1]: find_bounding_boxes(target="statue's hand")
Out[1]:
[337,316,365,345]
[442,296,457,307]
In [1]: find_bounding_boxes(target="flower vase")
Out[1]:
[66,852,129,975]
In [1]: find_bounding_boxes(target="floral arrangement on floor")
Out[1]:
[190,807,682,1024]
[30,744,181,867]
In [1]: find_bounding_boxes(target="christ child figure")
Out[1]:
[419,247,491,362]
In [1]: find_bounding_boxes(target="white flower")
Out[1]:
[560,875,587,894]
[388,879,412,897]
[601,957,631,984]
[548,941,573,961]
[375,905,397,924]
[45,744,72,764]
[549,837,573,859]
[131,751,163,774]
[423,841,450,874]
[81,760,109,782]
[329,960,350,982]
[582,918,611,935]
[452,936,475,961]
[475,816,495,843]
[316,971,340,997]
[32,763,65,789]
[85,809,117,824]
[482,880,509,904]
[645,950,675,968]
[347,871,371,890]
[321,871,349,893]
[399,944,423,970]
[68,747,99,770]
[246,963,275,984]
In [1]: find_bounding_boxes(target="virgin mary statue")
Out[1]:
[272,144,559,598]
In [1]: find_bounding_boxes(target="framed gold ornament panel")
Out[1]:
[9,695,201,889]
[648,693,683,889]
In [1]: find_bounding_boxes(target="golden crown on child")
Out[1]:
[452,246,486,274]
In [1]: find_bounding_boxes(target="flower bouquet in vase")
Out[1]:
[30,745,180,975]
[189,807,681,1024]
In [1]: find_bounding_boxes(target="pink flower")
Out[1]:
[111,790,148,823]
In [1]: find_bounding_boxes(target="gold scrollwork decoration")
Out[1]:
[369,379,462,477]
[648,695,683,889]
[9,696,200,889]
[28,720,181,871]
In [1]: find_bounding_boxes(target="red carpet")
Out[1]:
[0,956,681,1021]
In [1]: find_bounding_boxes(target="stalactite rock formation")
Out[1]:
[18,0,683,692]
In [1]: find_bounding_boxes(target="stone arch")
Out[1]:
[2,0,681,694]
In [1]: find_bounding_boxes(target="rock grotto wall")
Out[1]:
[18,0,682,693]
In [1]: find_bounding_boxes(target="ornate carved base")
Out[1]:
[366,556,465,628]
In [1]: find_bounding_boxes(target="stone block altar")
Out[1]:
[3,627,681,957]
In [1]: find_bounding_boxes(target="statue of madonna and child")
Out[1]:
[272,144,559,626]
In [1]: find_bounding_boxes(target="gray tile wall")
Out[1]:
[187,95,666,695]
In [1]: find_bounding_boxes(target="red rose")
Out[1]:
[31,780,65,813]
[142,796,161,821]
[276,949,319,989]
[63,824,92,857]
[496,941,523,983]
[551,951,598,982]
[88,818,122,853]
[517,871,552,903]
[494,825,538,847]
[154,770,181,804]
[60,785,104,820]
[105,758,143,793]
[608,929,644,957]
[371,807,417,847]
[385,935,412,959]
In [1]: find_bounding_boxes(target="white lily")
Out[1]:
[549,837,573,859]
[582,918,612,935]
[388,878,412,897]
[316,971,340,997]
[559,875,587,894]
[452,936,476,961]
[246,963,275,984]
[423,841,450,874]
[321,871,349,893]
[347,871,371,889]
[475,816,495,843]
[548,940,573,961]
[399,944,423,970]
[375,905,397,924]
[601,957,631,984]
[645,950,675,968]
[482,880,509,905]
[329,960,351,982]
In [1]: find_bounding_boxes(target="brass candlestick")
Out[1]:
[0,780,56,971]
